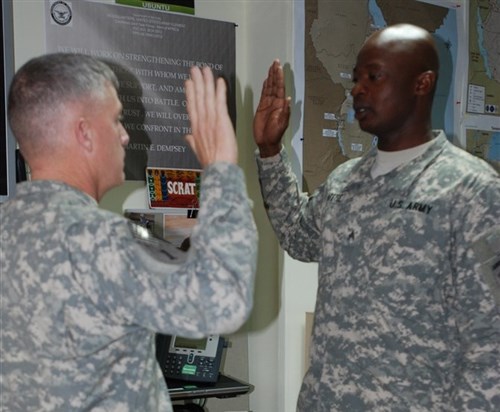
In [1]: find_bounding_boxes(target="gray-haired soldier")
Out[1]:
[254,24,500,410]
[1,53,257,411]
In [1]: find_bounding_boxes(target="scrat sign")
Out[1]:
[147,167,201,209]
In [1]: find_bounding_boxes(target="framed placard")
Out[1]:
[146,167,201,209]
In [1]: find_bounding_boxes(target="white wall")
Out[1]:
[188,3,306,411]
[193,6,306,412]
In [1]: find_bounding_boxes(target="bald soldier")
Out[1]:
[253,24,500,410]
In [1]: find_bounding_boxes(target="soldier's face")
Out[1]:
[91,84,129,197]
[351,43,418,141]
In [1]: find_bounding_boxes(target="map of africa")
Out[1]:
[465,0,500,172]
[466,129,500,172]
[467,0,499,117]
[303,0,457,192]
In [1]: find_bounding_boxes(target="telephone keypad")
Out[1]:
[163,354,218,380]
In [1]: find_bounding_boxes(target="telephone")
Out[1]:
[156,334,225,383]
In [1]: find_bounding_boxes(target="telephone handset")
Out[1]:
[156,334,225,383]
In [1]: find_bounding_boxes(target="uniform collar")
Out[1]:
[347,130,448,192]
[15,180,98,207]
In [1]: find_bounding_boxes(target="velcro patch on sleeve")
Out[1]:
[472,227,500,306]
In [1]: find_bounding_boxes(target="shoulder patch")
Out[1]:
[472,227,500,306]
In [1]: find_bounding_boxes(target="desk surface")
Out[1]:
[166,374,252,401]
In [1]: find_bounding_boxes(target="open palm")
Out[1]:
[253,60,291,156]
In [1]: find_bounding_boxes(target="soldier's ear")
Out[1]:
[75,117,94,152]
[415,70,436,96]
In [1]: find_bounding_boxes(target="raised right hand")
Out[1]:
[253,60,291,158]
[184,65,237,167]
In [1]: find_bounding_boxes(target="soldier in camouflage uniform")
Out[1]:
[253,24,500,411]
[1,53,257,411]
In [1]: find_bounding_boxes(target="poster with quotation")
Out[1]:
[45,0,235,182]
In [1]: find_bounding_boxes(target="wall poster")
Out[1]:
[45,0,235,182]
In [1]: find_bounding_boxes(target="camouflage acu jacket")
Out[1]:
[256,131,500,411]
[0,163,257,412]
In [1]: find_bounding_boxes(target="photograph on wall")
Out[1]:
[45,0,235,182]
[125,209,195,248]
[161,213,196,251]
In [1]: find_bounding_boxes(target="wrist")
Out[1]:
[258,144,281,158]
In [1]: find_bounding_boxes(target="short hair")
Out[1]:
[7,53,119,146]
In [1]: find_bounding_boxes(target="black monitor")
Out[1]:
[1,0,16,203]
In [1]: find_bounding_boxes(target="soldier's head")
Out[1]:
[8,53,130,200]
[351,24,439,148]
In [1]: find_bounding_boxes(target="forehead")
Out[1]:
[353,40,410,75]
[353,45,389,73]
